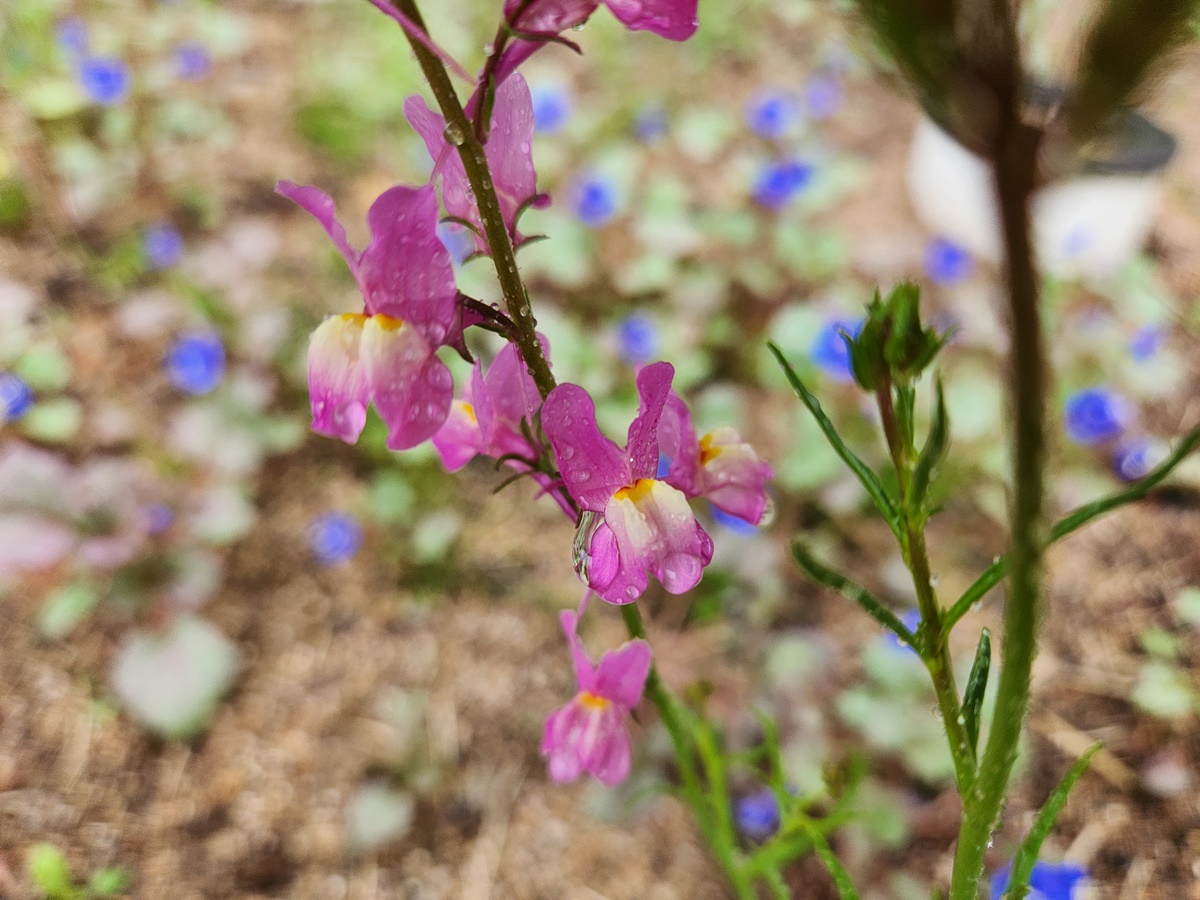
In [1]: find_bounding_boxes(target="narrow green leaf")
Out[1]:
[947,422,1200,629]
[961,627,991,755]
[768,342,902,539]
[1004,744,1102,900]
[791,541,917,646]
[799,817,861,900]
[909,377,949,514]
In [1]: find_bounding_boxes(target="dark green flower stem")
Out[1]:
[874,382,975,791]
[391,0,556,402]
[949,72,1046,900]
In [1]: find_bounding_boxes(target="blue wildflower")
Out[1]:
[633,105,668,143]
[886,608,922,655]
[436,221,477,266]
[309,512,363,566]
[990,860,1087,900]
[804,73,843,119]
[615,313,659,364]
[79,57,130,106]
[143,223,184,270]
[0,372,34,420]
[751,159,814,210]
[746,90,799,139]
[573,174,619,228]
[1113,438,1165,482]
[1064,387,1132,445]
[144,503,175,535]
[531,83,571,134]
[56,17,89,58]
[924,237,973,285]
[165,332,225,395]
[711,504,759,535]
[809,317,863,383]
[734,789,780,841]
[174,42,212,81]
[1129,325,1164,362]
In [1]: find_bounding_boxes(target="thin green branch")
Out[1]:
[945,422,1200,630]
[790,541,917,645]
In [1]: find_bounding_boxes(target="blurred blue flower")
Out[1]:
[1113,437,1165,482]
[56,17,89,58]
[79,57,130,106]
[804,73,843,119]
[615,313,659,364]
[656,453,672,479]
[752,159,814,210]
[144,503,175,535]
[0,372,34,420]
[309,512,363,566]
[436,221,477,265]
[1129,325,1164,361]
[165,332,225,395]
[734,789,780,840]
[990,860,1087,900]
[746,90,799,139]
[924,237,973,285]
[573,174,619,227]
[809,317,862,382]
[711,504,759,535]
[143,223,184,270]
[531,83,571,134]
[174,42,212,81]
[1062,226,1091,258]
[1064,387,1132,445]
[885,608,922,655]
[633,105,668,143]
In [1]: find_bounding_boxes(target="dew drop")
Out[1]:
[758,495,777,528]
[444,122,467,147]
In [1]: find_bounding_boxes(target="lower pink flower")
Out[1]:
[541,607,651,785]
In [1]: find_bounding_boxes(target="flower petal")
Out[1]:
[603,0,698,39]
[560,608,596,692]
[361,317,453,450]
[358,185,458,347]
[541,700,588,782]
[275,181,360,280]
[504,0,598,33]
[699,426,773,524]
[404,96,479,243]
[431,399,484,471]
[542,384,630,512]
[307,314,370,444]
[594,638,651,709]
[581,707,633,785]
[486,75,541,241]
[657,391,701,496]
[625,362,674,481]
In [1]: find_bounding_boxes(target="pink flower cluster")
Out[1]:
[278,0,776,787]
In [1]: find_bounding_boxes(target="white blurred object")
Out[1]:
[907,115,1174,279]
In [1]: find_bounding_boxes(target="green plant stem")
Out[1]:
[949,78,1046,900]
[945,422,1200,629]
[875,382,974,790]
[391,0,556,402]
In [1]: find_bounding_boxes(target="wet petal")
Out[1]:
[657,391,701,496]
[542,384,630,512]
[603,0,698,39]
[594,638,651,709]
[404,96,479,244]
[361,316,454,450]
[275,181,360,280]
[307,314,370,444]
[504,0,598,33]
[431,399,484,471]
[358,185,458,346]
[486,75,541,241]
[699,427,773,524]
[625,362,674,481]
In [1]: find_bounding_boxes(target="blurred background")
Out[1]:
[2,0,1200,897]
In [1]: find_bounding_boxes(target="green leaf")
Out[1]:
[961,628,991,755]
[1003,744,1101,900]
[37,581,100,641]
[791,541,916,645]
[768,342,902,539]
[910,377,950,517]
[26,843,75,900]
[87,867,130,896]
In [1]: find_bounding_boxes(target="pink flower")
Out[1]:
[657,392,773,524]
[542,607,651,785]
[276,181,457,450]
[405,74,548,257]
[496,0,699,81]
[542,362,714,604]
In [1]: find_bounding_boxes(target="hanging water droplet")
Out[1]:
[929,572,941,586]
[759,495,777,528]
[444,122,467,146]
[571,22,586,31]
[572,511,602,582]
[931,705,943,718]
[483,41,495,56]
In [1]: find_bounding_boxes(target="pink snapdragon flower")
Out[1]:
[542,606,651,785]
[276,181,457,450]
[405,74,548,256]
[658,392,773,524]
[496,0,700,82]
[543,362,714,604]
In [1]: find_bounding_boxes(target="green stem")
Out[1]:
[949,76,1046,900]
[391,0,556,402]
[875,382,974,790]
